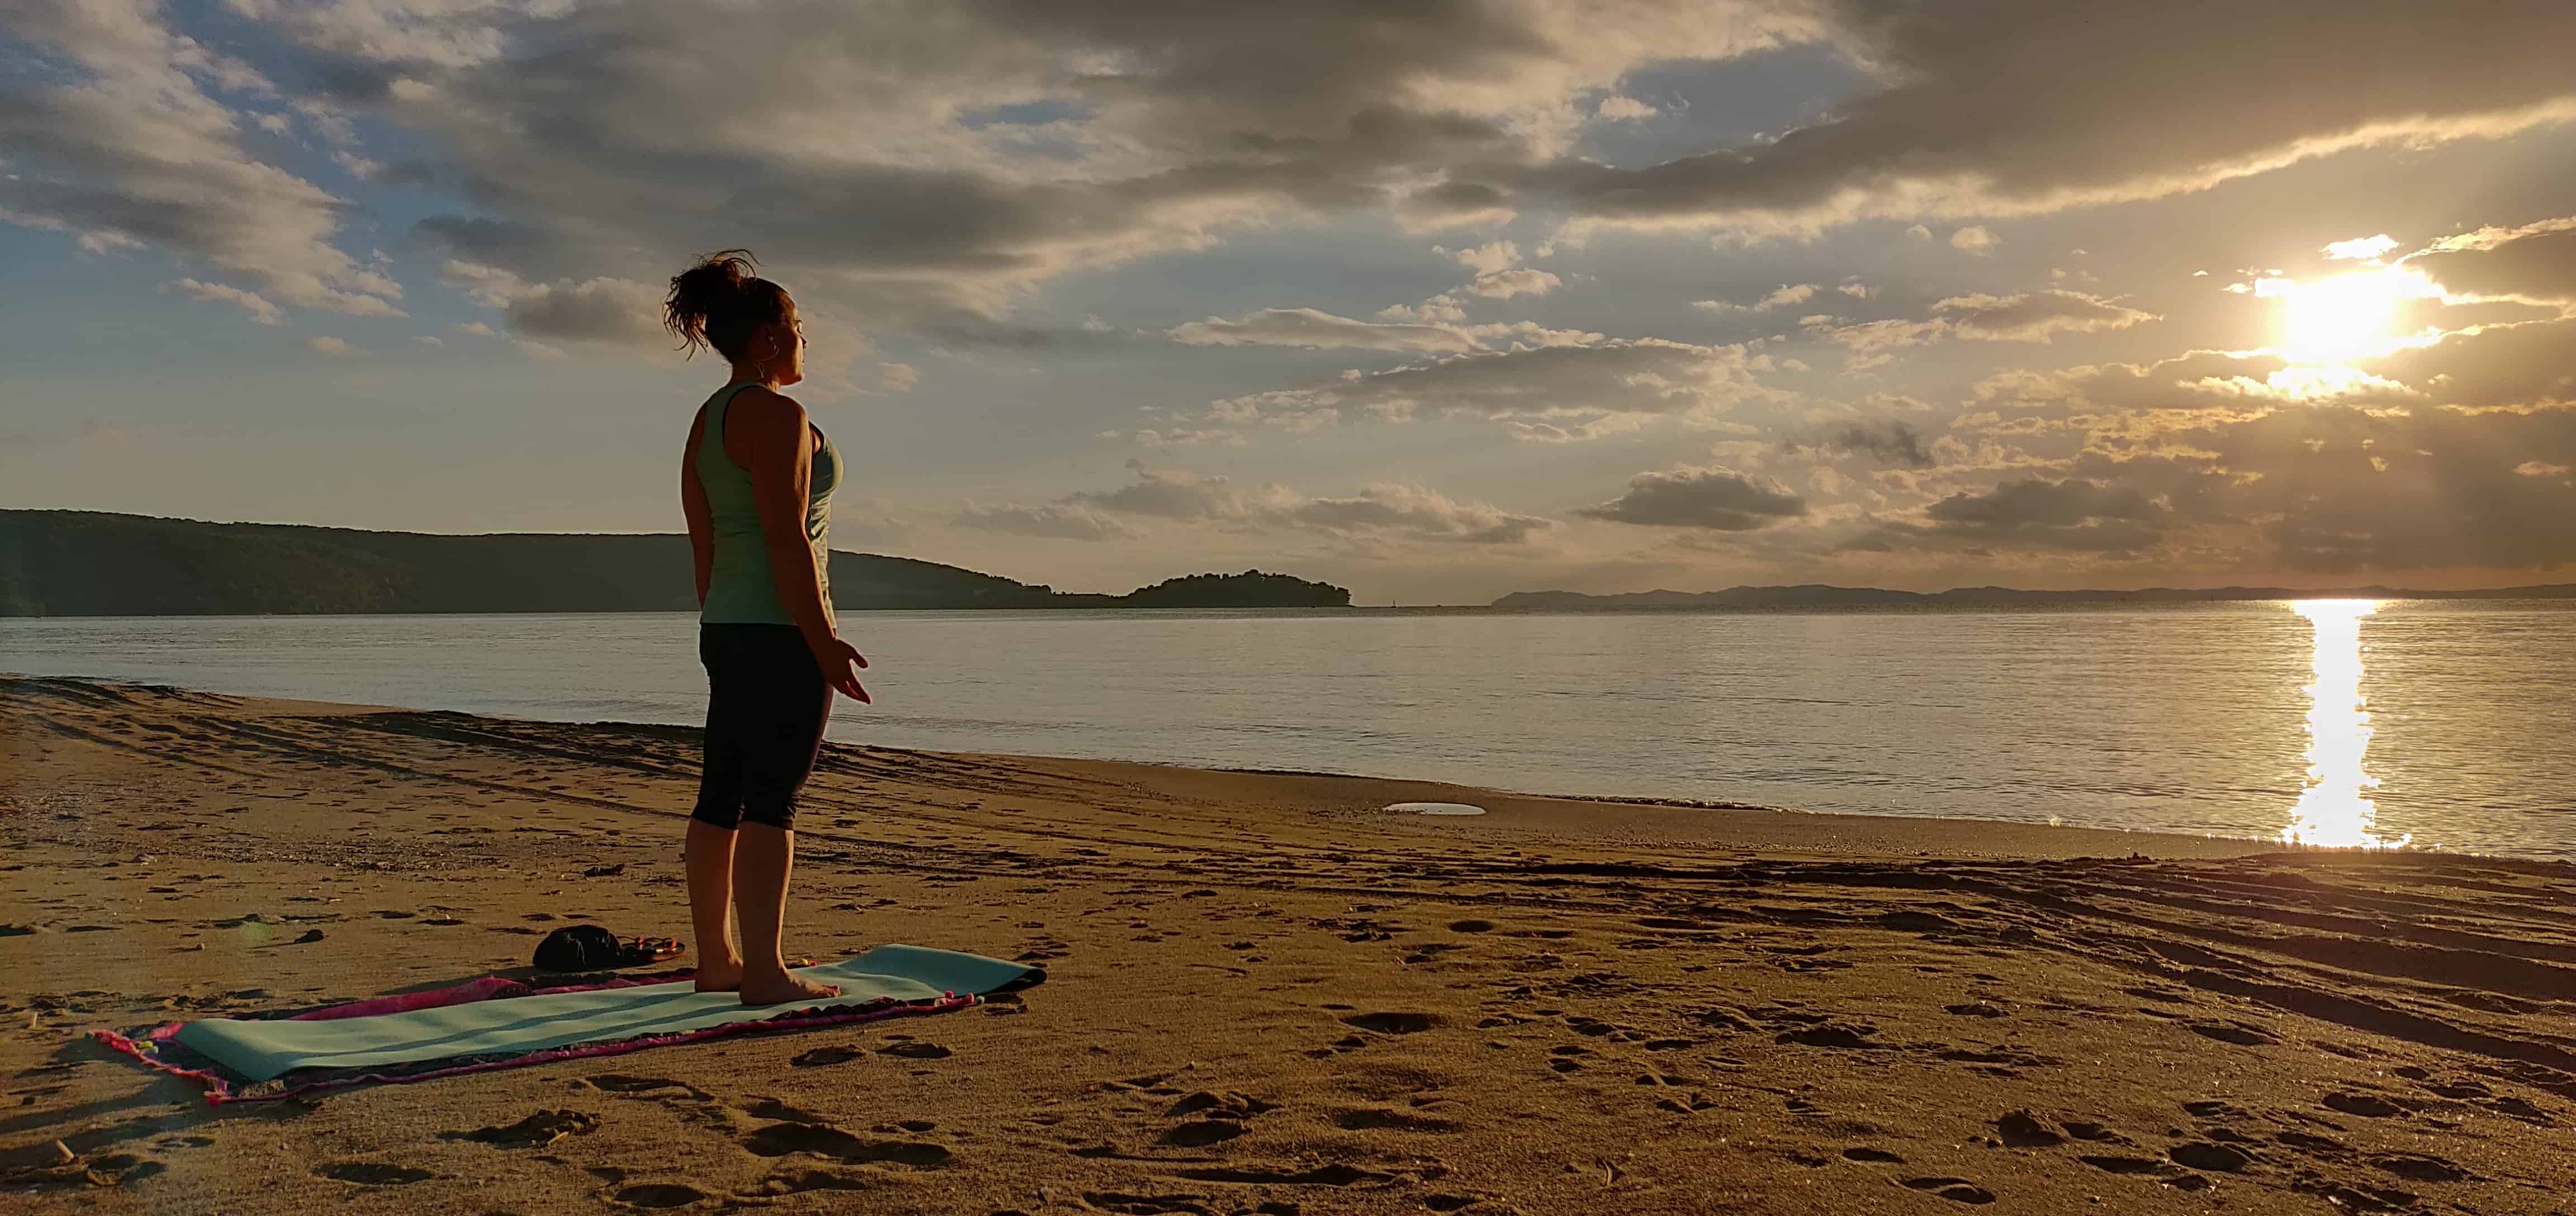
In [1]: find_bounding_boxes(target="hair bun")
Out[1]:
[665,249,790,359]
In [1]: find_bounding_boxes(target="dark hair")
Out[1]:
[664,249,793,362]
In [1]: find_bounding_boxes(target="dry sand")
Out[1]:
[4,674,2574,1214]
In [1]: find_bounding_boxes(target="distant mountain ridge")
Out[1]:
[0,511,1348,616]
[1492,582,2576,609]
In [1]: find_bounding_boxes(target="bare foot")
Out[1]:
[740,970,840,1007]
[693,956,745,994]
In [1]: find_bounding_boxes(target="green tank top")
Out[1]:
[697,382,839,625]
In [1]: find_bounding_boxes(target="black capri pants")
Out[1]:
[692,624,832,831]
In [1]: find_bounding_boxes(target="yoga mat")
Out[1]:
[113,945,1039,1093]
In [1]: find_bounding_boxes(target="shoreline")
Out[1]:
[7,675,2575,1213]
[6,671,2289,862]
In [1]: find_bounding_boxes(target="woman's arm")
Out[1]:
[732,387,869,701]
[680,408,714,608]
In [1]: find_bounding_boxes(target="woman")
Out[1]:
[667,250,869,1006]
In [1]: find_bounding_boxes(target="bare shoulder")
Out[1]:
[732,384,807,425]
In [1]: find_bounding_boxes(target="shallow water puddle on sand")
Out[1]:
[1386,802,1486,816]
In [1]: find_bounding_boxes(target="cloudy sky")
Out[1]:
[8,1,2576,602]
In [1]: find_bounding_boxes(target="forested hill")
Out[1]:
[0,511,1349,616]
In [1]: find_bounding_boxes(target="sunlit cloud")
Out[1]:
[2322,234,2399,261]
[1694,283,1819,313]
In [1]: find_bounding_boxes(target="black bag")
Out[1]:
[532,924,625,972]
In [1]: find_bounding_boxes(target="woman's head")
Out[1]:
[664,250,803,385]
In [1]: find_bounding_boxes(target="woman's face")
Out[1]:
[767,302,807,386]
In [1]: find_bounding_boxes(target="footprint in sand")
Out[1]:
[1994,1110,2063,1147]
[444,1109,600,1148]
[877,1041,951,1060]
[2168,1142,2252,1173]
[1078,1191,1217,1214]
[1160,1120,1247,1146]
[1158,1089,1275,1146]
[791,1044,864,1067]
[739,1096,834,1124]
[2187,1021,2277,1046]
[611,1182,708,1209]
[742,1168,875,1197]
[1169,1163,1394,1186]
[582,1074,710,1101]
[2324,1092,2405,1118]
[1340,1011,1441,1035]
[316,1162,435,1186]
[2373,1152,2472,1182]
[1169,1090,1273,1119]
[1899,1176,1996,1204]
[740,1123,953,1168]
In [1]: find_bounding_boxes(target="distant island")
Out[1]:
[0,511,1349,616]
[1492,583,2576,609]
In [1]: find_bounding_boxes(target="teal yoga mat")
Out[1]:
[174,945,1041,1083]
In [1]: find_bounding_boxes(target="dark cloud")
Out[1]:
[411,215,600,280]
[1204,338,1765,434]
[2170,405,2576,574]
[240,0,1792,323]
[1808,420,1933,467]
[1012,462,1557,545]
[1168,308,1484,354]
[2365,317,2576,412]
[2407,216,2576,306]
[1817,290,2156,369]
[1931,291,2157,342]
[503,278,666,345]
[1477,1,2576,234]
[1917,478,2166,553]
[1838,474,2176,560]
[26,0,2573,337]
[1578,466,1807,530]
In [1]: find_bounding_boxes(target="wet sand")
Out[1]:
[4,674,2574,1213]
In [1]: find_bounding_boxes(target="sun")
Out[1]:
[2260,267,2436,365]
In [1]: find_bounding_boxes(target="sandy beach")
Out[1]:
[4,674,2574,1214]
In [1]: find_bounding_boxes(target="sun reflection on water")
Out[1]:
[2281,600,2409,849]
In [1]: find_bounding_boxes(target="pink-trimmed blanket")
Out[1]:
[94,946,1040,1104]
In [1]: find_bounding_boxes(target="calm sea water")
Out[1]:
[4,602,2572,858]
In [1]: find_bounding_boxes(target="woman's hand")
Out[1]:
[815,636,871,703]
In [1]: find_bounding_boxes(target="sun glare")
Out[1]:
[2280,600,2408,849]
[2260,268,2436,365]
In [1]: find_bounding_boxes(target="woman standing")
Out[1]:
[667,250,869,1006]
